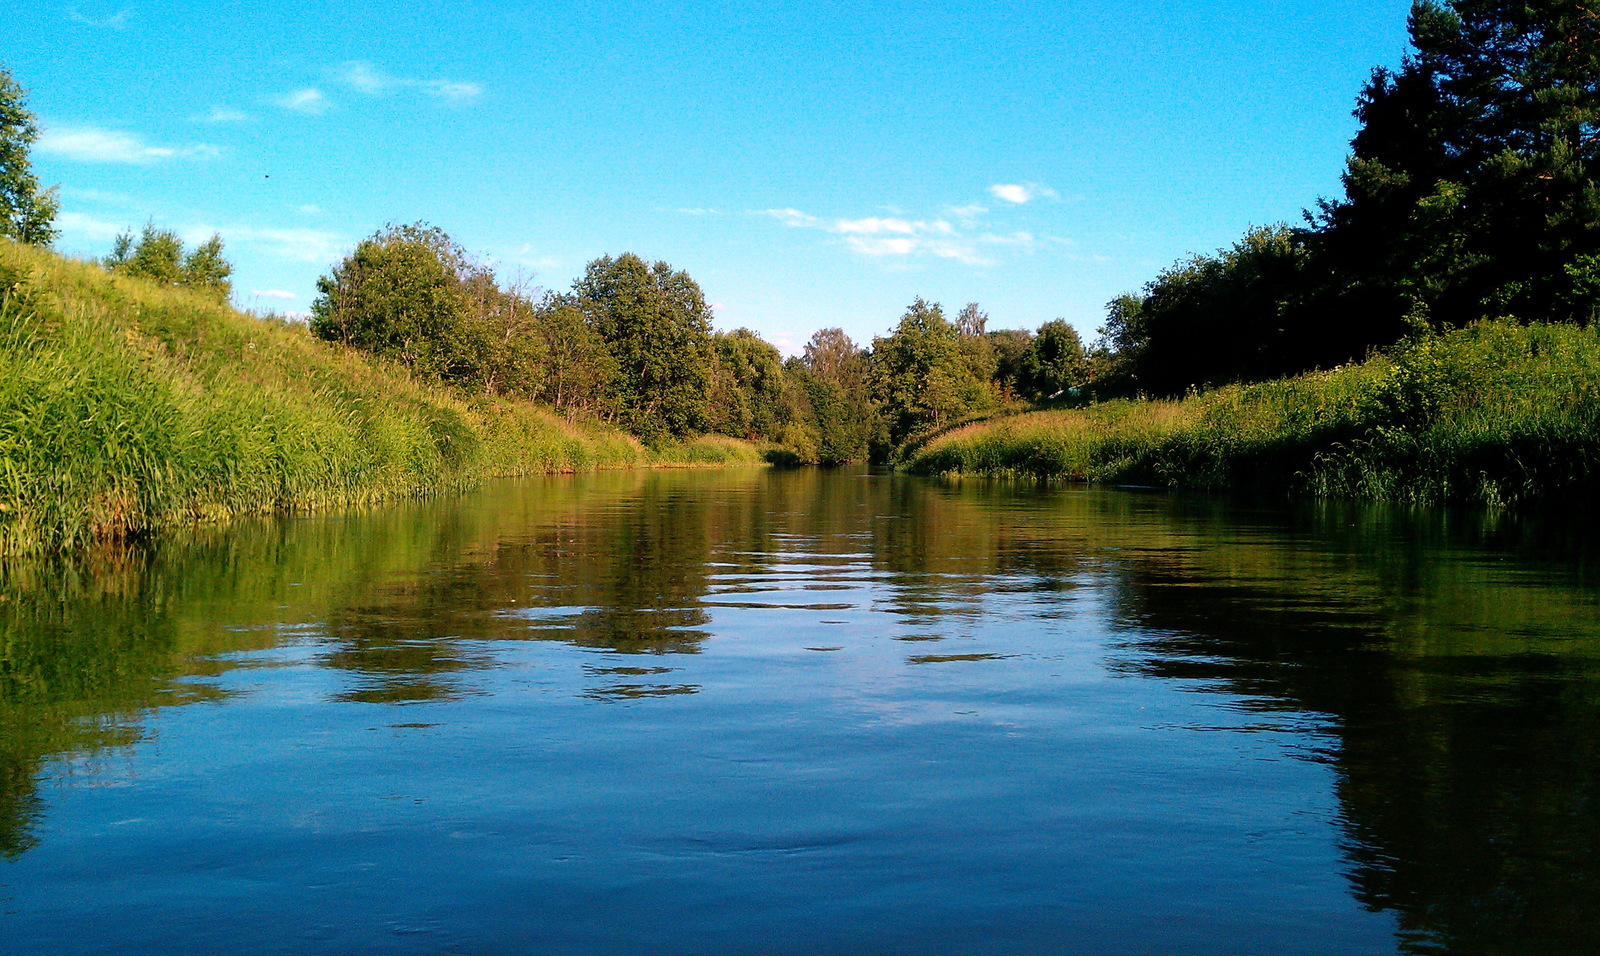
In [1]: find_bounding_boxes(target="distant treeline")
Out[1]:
[4,0,1596,477]
[299,222,1094,461]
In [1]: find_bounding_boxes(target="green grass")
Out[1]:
[903,319,1600,507]
[0,239,765,556]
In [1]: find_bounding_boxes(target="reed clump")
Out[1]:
[903,319,1600,507]
[0,240,760,556]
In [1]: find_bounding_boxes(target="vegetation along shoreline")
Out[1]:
[3,0,1599,554]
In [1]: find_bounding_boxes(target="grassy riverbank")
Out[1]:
[903,319,1600,507]
[0,240,765,556]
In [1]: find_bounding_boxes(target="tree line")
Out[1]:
[303,221,1093,459]
[0,55,1093,463]
[1101,0,1600,395]
[14,0,1584,449]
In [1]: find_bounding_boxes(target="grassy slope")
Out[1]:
[904,319,1600,506]
[0,240,765,555]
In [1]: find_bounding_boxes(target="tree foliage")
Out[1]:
[0,65,57,246]
[572,253,713,440]
[309,223,489,383]
[708,328,784,440]
[1101,225,1311,395]
[870,298,993,444]
[534,299,618,419]
[105,224,234,301]
[1102,0,1600,395]
[796,328,879,462]
[1314,0,1600,331]
[1017,319,1087,400]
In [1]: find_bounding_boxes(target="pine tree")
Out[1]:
[1315,0,1600,328]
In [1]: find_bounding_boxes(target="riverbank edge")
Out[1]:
[899,318,1600,508]
[0,240,771,558]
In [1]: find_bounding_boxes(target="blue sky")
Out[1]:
[11,0,1414,352]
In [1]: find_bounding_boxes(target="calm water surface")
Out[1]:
[3,467,1599,954]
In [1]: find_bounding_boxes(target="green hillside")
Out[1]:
[0,240,764,556]
[902,319,1600,507]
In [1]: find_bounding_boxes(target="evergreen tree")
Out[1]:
[0,65,57,246]
[1314,0,1600,329]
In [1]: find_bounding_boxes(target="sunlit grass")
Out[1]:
[0,239,737,555]
[904,319,1600,506]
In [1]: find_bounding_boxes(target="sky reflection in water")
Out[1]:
[3,467,1599,954]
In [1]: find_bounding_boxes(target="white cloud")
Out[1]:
[298,204,323,215]
[54,211,127,242]
[504,243,561,272]
[947,204,988,219]
[835,217,917,235]
[770,206,992,265]
[68,7,130,28]
[762,208,820,228]
[977,231,1037,248]
[844,236,919,257]
[988,182,1059,205]
[251,289,297,300]
[276,88,330,114]
[989,184,1032,204]
[426,80,482,101]
[38,126,219,163]
[335,61,389,94]
[332,62,482,102]
[670,207,722,216]
[190,224,347,264]
[196,106,249,124]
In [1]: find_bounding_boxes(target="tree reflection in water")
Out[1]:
[2,470,1599,953]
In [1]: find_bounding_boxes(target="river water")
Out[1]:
[2,467,1598,954]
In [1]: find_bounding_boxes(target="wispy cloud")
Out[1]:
[501,243,562,273]
[251,289,297,300]
[59,186,139,206]
[989,182,1058,205]
[762,208,820,228]
[332,62,483,101]
[68,6,130,28]
[760,207,990,265]
[427,81,482,101]
[54,211,127,242]
[669,207,722,216]
[977,231,1036,248]
[189,224,347,264]
[195,106,249,124]
[275,88,330,114]
[38,126,219,164]
[757,201,1057,268]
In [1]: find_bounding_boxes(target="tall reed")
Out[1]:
[904,320,1600,507]
[0,240,758,556]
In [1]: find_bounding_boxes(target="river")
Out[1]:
[2,466,1597,954]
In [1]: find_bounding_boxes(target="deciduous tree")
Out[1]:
[0,65,57,246]
[572,253,713,440]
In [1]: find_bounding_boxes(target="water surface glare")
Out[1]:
[4,467,1599,954]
